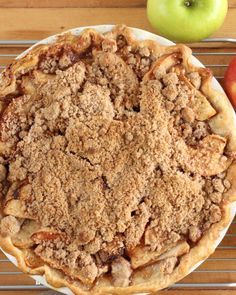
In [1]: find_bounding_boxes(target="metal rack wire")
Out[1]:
[0,38,235,293]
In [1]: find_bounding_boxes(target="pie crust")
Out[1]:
[0,25,236,295]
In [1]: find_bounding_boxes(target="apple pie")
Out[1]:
[0,25,236,294]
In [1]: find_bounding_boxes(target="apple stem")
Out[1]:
[184,1,192,7]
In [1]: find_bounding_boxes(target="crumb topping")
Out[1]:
[0,28,233,287]
[0,216,21,237]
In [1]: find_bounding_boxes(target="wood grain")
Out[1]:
[0,7,149,40]
[0,0,146,8]
[0,292,42,295]
[0,0,236,8]
[0,7,235,41]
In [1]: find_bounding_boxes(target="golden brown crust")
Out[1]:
[0,25,236,295]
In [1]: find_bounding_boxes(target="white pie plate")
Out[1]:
[1,25,236,295]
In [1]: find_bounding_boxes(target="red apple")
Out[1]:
[224,57,236,110]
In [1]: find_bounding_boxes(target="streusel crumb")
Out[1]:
[0,30,233,286]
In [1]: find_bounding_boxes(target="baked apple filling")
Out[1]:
[0,26,235,293]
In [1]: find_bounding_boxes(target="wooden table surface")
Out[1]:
[0,1,236,295]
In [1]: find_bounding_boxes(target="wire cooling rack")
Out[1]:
[0,38,235,293]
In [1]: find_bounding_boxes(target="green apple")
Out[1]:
[147,0,228,42]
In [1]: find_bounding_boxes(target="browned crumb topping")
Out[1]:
[0,216,20,237]
[0,29,233,287]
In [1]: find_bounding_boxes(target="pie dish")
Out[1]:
[0,24,236,295]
